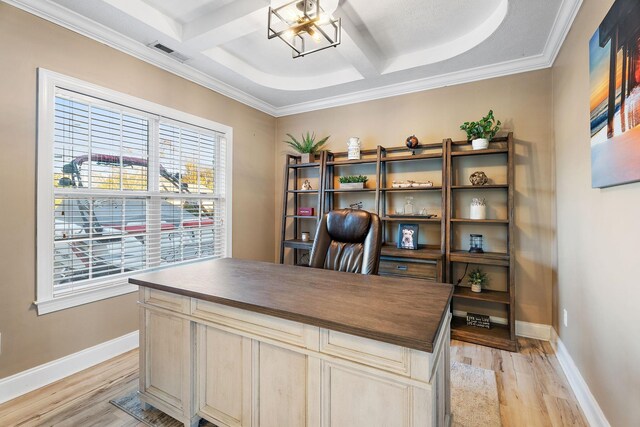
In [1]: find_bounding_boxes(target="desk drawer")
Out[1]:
[192,299,313,349]
[379,257,437,280]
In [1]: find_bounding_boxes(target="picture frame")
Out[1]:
[397,223,419,250]
[589,0,640,188]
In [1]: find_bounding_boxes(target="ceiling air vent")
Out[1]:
[147,41,190,63]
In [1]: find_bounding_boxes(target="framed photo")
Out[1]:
[397,223,419,250]
[589,0,640,188]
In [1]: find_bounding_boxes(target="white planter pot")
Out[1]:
[471,283,482,293]
[340,182,365,190]
[472,138,489,150]
[300,153,313,163]
[470,204,486,220]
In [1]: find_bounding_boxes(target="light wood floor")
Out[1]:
[0,337,587,427]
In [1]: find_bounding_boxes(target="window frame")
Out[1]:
[36,68,233,315]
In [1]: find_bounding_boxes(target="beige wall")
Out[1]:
[0,4,276,378]
[552,0,640,424]
[276,70,555,325]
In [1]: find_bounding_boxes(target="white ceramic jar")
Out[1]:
[347,137,361,160]
[470,198,487,220]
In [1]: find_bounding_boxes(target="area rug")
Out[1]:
[451,361,502,427]
[110,392,216,427]
[112,362,501,427]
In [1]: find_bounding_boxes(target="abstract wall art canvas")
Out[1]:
[590,0,640,188]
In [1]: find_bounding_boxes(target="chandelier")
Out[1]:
[268,0,341,58]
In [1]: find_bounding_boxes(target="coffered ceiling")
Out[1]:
[6,0,582,116]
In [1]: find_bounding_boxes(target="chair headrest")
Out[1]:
[326,209,372,243]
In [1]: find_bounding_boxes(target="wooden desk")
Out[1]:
[131,258,453,427]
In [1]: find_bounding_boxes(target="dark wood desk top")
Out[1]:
[130,258,453,353]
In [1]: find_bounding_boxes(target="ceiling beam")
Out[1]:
[332,4,383,78]
[182,0,268,49]
[100,0,182,41]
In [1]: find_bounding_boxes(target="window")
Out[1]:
[36,69,232,314]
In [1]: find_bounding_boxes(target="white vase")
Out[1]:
[470,204,486,220]
[347,137,361,160]
[472,138,489,150]
[471,283,482,293]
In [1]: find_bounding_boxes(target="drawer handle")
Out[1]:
[396,265,408,271]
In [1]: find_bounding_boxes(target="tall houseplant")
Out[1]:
[459,110,501,150]
[283,132,330,163]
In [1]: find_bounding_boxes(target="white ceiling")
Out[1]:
[7,0,582,116]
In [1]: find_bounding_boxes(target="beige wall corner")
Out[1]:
[0,3,276,379]
[275,70,555,326]
[552,0,640,424]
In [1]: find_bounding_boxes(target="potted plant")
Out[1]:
[339,175,368,189]
[468,268,487,293]
[283,131,330,163]
[459,110,502,150]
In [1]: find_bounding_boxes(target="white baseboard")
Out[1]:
[452,310,552,341]
[0,330,139,404]
[550,328,611,427]
[515,320,552,341]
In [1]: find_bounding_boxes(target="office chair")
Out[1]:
[308,208,382,275]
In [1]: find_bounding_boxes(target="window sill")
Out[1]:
[34,282,138,315]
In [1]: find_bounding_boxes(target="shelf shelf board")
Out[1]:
[451,148,508,157]
[451,316,516,351]
[381,186,442,192]
[287,162,321,169]
[325,188,376,193]
[383,142,443,152]
[449,250,510,266]
[287,190,319,194]
[282,239,313,250]
[450,136,509,145]
[381,216,441,223]
[381,153,442,162]
[327,158,377,166]
[450,184,508,189]
[450,218,509,224]
[380,243,443,260]
[453,287,510,304]
[285,215,319,220]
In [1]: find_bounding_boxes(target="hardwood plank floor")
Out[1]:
[0,338,587,426]
[451,338,588,426]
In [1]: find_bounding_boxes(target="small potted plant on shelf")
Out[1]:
[468,268,487,293]
[339,175,368,189]
[459,110,501,150]
[283,131,330,163]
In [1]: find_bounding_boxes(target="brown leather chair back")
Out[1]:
[308,209,382,275]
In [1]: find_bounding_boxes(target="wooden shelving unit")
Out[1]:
[280,142,447,282]
[446,133,517,351]
[279,152,326,265]
[279,133,517,351]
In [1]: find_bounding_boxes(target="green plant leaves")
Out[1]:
[468,267,488,285]
[338,175,368,183]
[459,110,501,140]
[283,132,330,154]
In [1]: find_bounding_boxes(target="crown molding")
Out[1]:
[273,53,552,116]
[4,0,582,118]
[274,0,583,117]
[544,0,584,66]
[3,0,277,116]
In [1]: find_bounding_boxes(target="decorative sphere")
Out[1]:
[406,135,419,149]
[469,171,489,186]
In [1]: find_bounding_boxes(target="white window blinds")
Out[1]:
[37,70,231,313]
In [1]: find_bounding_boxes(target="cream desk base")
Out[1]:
[138,287,451,427]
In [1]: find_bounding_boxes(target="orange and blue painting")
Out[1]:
[590,0,640,188]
